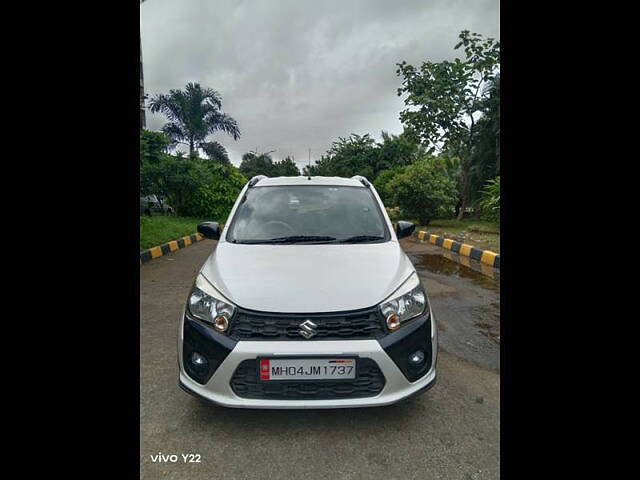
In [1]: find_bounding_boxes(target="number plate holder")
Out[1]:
[257,356,359,382]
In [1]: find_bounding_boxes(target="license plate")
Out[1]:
[259,358,356,381]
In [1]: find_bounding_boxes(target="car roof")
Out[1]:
[254,176,365,187]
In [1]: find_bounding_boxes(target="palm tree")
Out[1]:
[148,82,240,159]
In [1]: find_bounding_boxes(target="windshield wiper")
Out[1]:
[336,235,386,244]
[236,235,337,244]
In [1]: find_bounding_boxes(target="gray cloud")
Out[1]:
[141,0,499,169]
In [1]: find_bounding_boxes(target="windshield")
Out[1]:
[226,185,389,244]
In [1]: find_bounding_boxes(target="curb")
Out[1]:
[140,233,205,265]
[416,230,500,269]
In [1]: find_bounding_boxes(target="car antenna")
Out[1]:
[307,148,311,180]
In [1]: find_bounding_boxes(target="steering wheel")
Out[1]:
[261,221,295,236]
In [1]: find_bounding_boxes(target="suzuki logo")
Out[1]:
[298,319,318,339]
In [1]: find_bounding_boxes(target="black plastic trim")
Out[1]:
[378,312,433,382]
[178,374,435,408]
[182,314,237,385]
[229,357,385,400]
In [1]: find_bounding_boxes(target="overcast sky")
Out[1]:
[141,0,499,169]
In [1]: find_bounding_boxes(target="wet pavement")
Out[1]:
[401,237,500,372]
[140,239,500,480]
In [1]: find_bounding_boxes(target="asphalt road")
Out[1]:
[140,238,500,480]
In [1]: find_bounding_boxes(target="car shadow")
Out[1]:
[183,391,436,434]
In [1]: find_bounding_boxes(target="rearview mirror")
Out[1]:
[197,221,221,240]
[395,221,415,239]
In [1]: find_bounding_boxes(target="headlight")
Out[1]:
[187,274,236,332]
[379,273,427,331]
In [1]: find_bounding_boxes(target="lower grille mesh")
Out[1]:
[230,358,386,400]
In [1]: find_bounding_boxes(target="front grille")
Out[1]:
[227,307,386,341]
[230,358,386,400]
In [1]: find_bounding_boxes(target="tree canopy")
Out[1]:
[201,141,231,165]
[387,159,458,226]
[303,134,378,179]
[396,30,499,219]
[300,131,431,182]
[272,156,301,176]
[239,151,301,178]
[467,74,500,202]
[139,130,246,218]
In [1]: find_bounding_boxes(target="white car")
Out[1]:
[178,175,437,408]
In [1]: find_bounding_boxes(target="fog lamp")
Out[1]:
[386,313,401,331]
[213,315,229,332]
[408,350,425,366]
[191,352,208,369]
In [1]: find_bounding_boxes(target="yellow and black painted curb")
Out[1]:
[416,230,500,269]
[140,233,205,265]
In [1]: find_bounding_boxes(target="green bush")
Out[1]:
[385,206,402,222]
[141,137,247,220]
[141,154,207,214]
[373,166,406,206]
[478,176,500,224]
[181,162,247,222]
[387,159,458,226]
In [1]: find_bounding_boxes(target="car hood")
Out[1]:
[200,241,415,313]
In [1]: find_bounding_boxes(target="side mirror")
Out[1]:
[197,221,221,240]
[395,221,415,239]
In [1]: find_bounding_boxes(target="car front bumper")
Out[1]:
[177,307,437,409]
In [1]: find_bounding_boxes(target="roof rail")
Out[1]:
[351,175,370,187]
[248,175,268,187]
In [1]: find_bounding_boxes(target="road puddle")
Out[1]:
[402,238,500,369]
[409,251,499,290]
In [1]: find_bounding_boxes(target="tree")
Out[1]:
[468,74,500,205]
[387,159,458,226]
[396,30,500,219]
[272,156,300,176]
[239,151,276,178]
[374,131,425,174]
[201,141,230,165]
[301,131,424,181]
[182,162,247,220]
[303,134,378,179]
[478,176,500,224]
[140,153,206,214]
[140,129,170,165]
[148,82,240,159]
[239,152,301,178]
[140,130,171,197]
[141,152,246,217]
[373,165,408,205]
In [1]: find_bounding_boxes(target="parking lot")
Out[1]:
[140,238,500,480]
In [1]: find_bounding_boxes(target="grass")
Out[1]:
[421,218,500,253]
[140,216,208,250]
